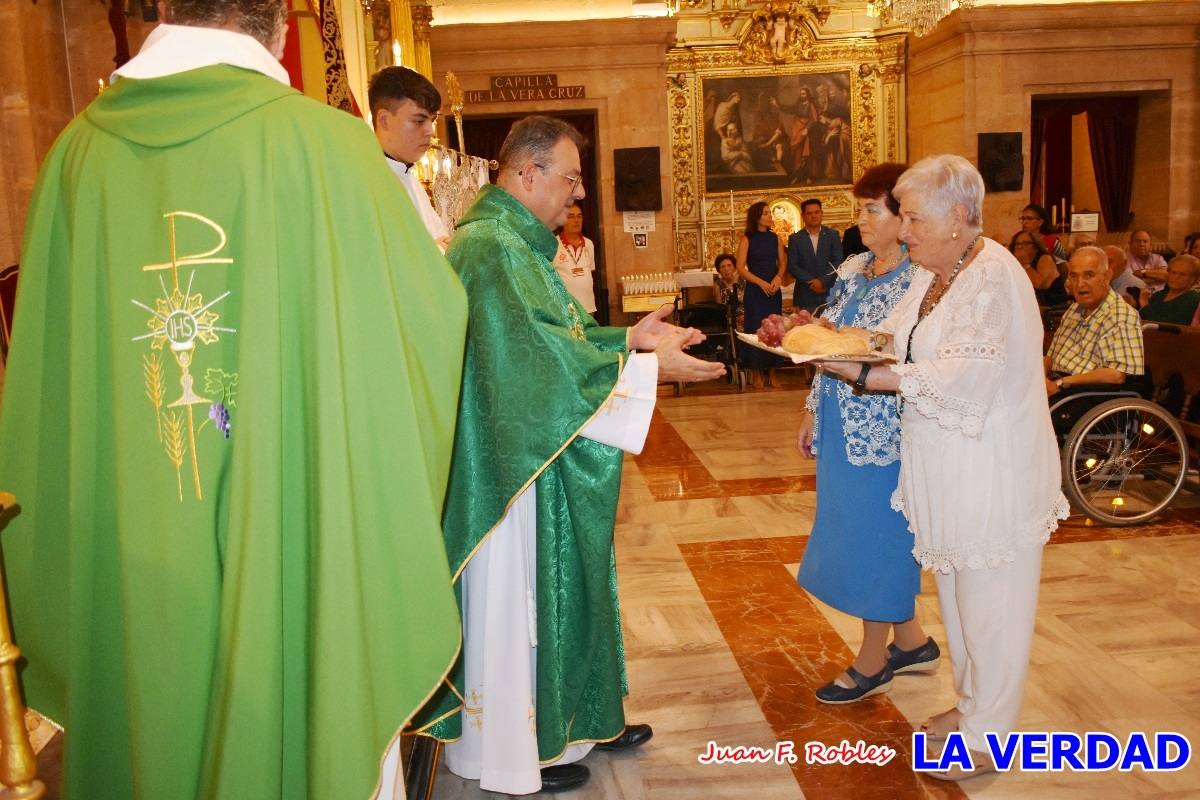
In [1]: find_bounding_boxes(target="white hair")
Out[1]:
[1171,253,1200,277]
[1072,245,1109,271]
[894,154,985,231]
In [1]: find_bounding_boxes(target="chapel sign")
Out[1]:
[465,74,586,103]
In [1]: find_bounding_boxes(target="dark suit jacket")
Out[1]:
[786,226,844,310]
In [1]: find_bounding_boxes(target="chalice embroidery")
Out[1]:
[131,211,237,502]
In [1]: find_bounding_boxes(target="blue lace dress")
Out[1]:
[797,253,919,621]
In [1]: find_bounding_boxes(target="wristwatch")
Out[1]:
[853,363,872,393]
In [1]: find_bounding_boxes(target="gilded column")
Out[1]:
[410,1,434,80]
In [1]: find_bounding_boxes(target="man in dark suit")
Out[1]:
[787,198,843,311]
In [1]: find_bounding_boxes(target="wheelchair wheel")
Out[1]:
[1061,398,1188,526]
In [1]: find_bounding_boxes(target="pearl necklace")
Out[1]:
[917,235,980,321]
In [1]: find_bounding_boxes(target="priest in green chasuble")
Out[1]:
[413,116,725,794]
[0,3,466,799]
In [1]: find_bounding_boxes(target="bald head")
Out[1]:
[1067,247,1112,311]
[1104,245,1127,282]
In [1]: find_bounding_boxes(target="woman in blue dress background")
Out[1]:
[796,163,941,703]
[736,201,788,388]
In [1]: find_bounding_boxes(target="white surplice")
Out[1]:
[443,354,658,795]
[385,157,450,251]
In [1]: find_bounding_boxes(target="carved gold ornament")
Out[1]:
[666,5,904,269]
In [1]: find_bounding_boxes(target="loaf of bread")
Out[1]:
[781,324,872,355]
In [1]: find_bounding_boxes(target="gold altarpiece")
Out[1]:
[341,0,435,113]
[667,1,906,268]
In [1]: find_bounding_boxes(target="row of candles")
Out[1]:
[621,273,680,295]
[1049,198,1075,229]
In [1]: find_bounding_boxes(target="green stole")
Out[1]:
[417,185,630,760]
[0,66,466,799]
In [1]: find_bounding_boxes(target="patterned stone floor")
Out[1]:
[22,374,1199,800]
[430,381,1200,799]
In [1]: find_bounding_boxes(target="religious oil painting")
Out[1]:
[701,71,853,194]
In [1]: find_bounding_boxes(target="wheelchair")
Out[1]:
[1050,324,1198,526]
[675,288,745,391]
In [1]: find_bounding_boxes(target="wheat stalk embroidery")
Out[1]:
[143,352,166,442]
[162,410,186,502]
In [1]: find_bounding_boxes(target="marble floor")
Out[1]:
[431,380,1200,800]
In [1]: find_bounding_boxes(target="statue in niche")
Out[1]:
[372,4,395,69]
[770,12,791,60]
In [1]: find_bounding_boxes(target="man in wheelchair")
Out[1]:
[1044,246,1146,434]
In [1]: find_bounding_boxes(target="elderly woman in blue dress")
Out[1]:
[797,163,940,704]
[818,155,1066,780]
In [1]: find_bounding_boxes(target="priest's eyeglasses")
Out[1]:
[535,164,584,193]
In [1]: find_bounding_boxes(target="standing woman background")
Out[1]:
[737,200,788,388]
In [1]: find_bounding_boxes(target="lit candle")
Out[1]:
[1052,204,1058,227]
[700,199,708,263]
[729,190,735,230]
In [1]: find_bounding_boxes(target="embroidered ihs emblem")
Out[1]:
[131,211,237,502]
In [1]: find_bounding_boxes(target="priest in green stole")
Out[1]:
[413,116,724,794]
[0,5,466,799]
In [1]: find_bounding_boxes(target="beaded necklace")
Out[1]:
[856,245,906,299]
[917,235,980,322]
[904,234,981,366]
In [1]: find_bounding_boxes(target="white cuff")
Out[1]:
[580,354,658,454]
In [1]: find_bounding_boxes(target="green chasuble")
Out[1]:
[0,65,466,799]
[416,185,631,760]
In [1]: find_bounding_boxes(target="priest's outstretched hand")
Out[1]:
[655,327,727,383]
[628,304,705,351]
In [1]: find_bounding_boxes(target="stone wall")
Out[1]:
[0,0,153,267]
[908,0,1200,249]
[430,17,677,324]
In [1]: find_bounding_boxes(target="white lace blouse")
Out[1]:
[877,238,1069,573]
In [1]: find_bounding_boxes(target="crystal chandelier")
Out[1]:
[867,0,976,37]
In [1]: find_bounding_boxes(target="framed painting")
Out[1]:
[701,71,854,194]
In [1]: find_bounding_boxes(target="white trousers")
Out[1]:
[933,544,1043,752]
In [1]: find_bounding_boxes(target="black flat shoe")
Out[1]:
[815,664,893,704]
[539,764,590,792]
[887,637,941,674]
[594,723,654,752]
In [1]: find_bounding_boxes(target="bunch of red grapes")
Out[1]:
[755,309,813,347]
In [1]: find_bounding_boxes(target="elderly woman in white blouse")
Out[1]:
[817,154,1067,780]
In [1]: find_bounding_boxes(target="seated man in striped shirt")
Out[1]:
[1045,246,1145,398]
